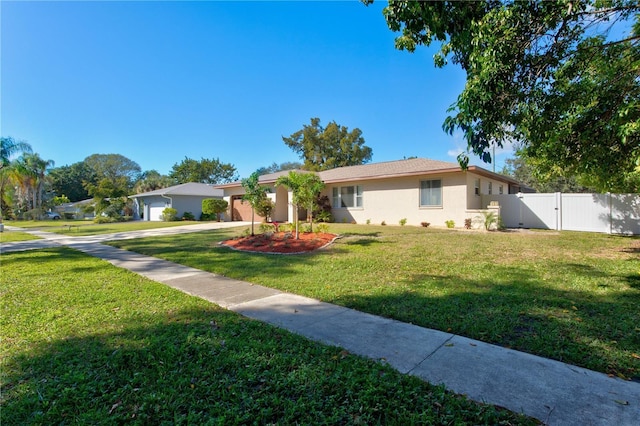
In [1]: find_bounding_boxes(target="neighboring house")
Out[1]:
[130,182,224,221]
[57,199,96,219]
[215,158,522,227]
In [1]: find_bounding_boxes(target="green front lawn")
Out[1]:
[109,224,640,380]
[0,229,41,242]
[5,220,201,236]
[1,248,536,424]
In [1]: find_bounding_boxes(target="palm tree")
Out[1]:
[1,137,32,170]
[0,137,32,220]
[134,170,174,193]
[241,172,269,236]
[14,153,55,216]
[276,171,325,238]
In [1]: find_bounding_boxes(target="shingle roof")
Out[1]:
[214,158,519,188]
[317,158,460,183]
[130,182,223,198]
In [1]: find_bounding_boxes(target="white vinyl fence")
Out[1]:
[482,193,640,235]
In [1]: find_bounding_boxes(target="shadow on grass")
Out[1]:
[2,306,533,425]
[105,230,640,379]
[339,232,382,238]
[625,274,640,289]
[341,238,383,247]
[338,265,640,380]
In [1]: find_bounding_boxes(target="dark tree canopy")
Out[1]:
[370,0,640,192]
[169,157,238,185]
[82,154,141,211]
[282,118,373,172]
[49,162,95,202]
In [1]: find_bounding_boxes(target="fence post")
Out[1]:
[608,193,612,235]
[556,192,562,231]
[517,192,524,228]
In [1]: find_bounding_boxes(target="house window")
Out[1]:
[488,182,493,195]
[420,179,442,207]
[474,179,480,196]
[332,185,363,208]
[499,185,504,195]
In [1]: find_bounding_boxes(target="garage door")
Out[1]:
[231,196,264,221]
[149,202,167,221]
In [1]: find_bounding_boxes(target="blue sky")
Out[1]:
[2,0,513,179]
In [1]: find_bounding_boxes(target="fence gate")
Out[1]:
[518,193,559,230]
[482,193,639,235]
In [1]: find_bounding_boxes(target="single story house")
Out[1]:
[215,158,522,227]
[130,182,224,221]
[55,199,96,219]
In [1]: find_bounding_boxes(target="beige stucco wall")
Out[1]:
[328,171,512,228]
[272,186,289,222]
[327,173,465,227]
[466,173,509,210]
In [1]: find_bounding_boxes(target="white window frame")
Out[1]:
[474,179,480,196]
[488,182,493,195]
[419,179,442,207]
[499,184,504,195]
[332,185,363,208]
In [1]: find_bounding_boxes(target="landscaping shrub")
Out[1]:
[478,211,498,231]
[160,208,178,222]
[399,218,407,226]
[93,216,119,224]
[202,199,228,222]
[464,218,472,229]
[316,223,330,234]
[314,210,333,223]
[421,222,430,228]
[313,195,333,222]
[259,223,276,234]
[445,220,455,229]
[182,211,195,221]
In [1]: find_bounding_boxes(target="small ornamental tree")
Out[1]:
[202,198,228,221]
[276,171,325,238]
[241,172,269,236]
[255,197,275,221]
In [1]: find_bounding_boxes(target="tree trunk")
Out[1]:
[251,208,255,236]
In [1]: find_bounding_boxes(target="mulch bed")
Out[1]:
[220,232,338,254]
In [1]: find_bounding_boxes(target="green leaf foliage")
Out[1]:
[202,198,228,221]
[241,172,270,235]
[283,118,373,171]
[276,171,325,235]
[169,157,238,185]
[49,162,95,202]
[375,0,640,192]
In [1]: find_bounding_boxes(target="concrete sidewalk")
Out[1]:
[2,224,639,425]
